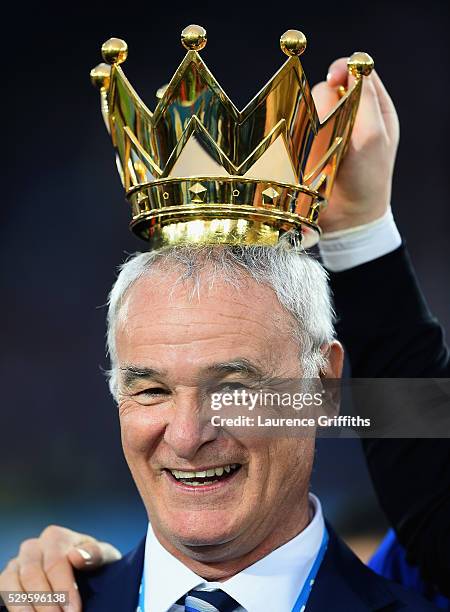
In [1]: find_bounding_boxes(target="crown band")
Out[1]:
[128,177,322,247]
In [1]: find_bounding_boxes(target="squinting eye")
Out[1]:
[135,387,170,397]
[130,387,172,405]
[215,382,252,393]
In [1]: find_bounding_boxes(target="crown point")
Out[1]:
[101,38,128,65]
[347,52,374,78]
[181,25,207,51]
[280,30,307,57]
[90,63,111,89]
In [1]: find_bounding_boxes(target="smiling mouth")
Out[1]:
[166,463,242,487]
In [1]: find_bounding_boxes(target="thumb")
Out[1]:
[68,541,122,571]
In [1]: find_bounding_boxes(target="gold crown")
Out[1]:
[90,25,373,249]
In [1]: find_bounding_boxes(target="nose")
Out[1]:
[164,388,218,460]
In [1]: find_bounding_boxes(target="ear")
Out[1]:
[318,341,343,419]
[320,340,344,380]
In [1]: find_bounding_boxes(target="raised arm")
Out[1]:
[314,59,450,598]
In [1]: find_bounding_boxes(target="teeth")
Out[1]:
[169,464,239,481]
[190,480,219,487]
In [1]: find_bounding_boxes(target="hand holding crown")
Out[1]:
[312,58,399,233]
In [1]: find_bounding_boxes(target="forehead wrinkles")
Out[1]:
[115,263,298,345]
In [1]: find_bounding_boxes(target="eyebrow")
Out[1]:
[204,358,267,379]
[119,358,268,388]
[120,365,165,388]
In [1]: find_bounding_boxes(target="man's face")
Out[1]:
[115,268,339,563]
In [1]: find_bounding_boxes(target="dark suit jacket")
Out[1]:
[328,245,450,597]
[76,526,437,611]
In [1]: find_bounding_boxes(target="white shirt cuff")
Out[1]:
[318,208,402,272]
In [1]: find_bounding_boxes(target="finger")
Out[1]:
[38,527,91,612]
[353,75,386,137]
[311,81,340,121]
[40,553,81,612]
[0,559,36,612]
[326,57,381,129]
[39,525,117,610]
[67,541,122,571]
[369,70,399,139]
[17,541,63,612]
[327,57,396,142]
[326,57,348,88]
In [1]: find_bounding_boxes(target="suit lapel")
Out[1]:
[307,527,397,612]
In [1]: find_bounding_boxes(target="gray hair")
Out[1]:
[106,245,335,399]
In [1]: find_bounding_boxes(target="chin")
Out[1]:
[163,509,242,549]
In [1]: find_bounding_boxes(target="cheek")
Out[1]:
[119,401,167,458]
[266,440,314,493]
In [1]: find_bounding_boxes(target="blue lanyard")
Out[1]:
[138,527,328,612]
[138,576,145,612]
[291,527,329,612]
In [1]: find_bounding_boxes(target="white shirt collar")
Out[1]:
[143,493,325,612]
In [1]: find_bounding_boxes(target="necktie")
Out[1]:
[179,588,244,612]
